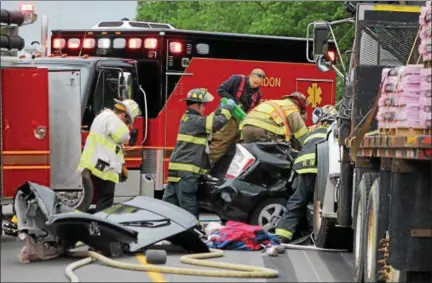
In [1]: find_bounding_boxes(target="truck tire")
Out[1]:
[364,177,381,282]
[353,173,379,282]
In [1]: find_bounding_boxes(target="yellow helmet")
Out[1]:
[114,99,141,122]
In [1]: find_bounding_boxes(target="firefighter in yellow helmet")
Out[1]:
[163,88,235,228]
[275,104,338,243]
[240,92,310,148]
[77,98,141,212]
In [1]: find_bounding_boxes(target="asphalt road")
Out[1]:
[1,234,354,282]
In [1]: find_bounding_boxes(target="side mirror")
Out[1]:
[118,71,132,100]
[316,54,332,73]
[129,129,138,146]
[313,21,330,59]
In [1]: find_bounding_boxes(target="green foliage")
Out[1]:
[136,1,355,101]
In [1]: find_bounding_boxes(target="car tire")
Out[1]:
[56,170,94,212]
[249,197,287,232]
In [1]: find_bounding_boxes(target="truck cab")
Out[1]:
[3,56,147,210]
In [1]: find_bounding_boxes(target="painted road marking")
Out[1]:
[136,253,167,282]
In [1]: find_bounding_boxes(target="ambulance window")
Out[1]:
[92,69,122,115]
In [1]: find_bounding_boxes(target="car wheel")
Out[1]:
[249,197,287,233]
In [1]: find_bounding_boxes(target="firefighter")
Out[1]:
[163,88,235,225]
[209,69,265,164]
[240,92,310,147]
[77,99,141,212]
[275,105,338,243]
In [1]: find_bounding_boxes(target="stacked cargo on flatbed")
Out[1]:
[359,1,432,161]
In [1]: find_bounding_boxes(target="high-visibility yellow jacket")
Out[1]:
[77,109,130,183]
[240,99,309,142]
[167,107,232,183]
[292,124,329,174]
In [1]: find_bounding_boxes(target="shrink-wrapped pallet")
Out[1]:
[419,5,432,61]
[377,65,426,129]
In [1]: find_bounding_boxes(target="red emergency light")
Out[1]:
[327,50,337,62]
[128,38,142,49]
[170,41,183,54]
[53,38,65,49]
[83,38,95,49]
[144,38,158,49]
[20,4,34,12]
[68,38,80,49]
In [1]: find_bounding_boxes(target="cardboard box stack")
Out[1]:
[377,2,432,130]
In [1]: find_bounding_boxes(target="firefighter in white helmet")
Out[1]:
[77,98,141,212]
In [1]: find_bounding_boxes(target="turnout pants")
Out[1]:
[92,175,116,213]
[242,125,285,143]
[162,173,200,219]
[209,118,241,164]
[276,173,316,240]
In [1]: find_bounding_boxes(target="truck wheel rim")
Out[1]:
[314,200,322,233]
[258,203,286,232]
[56,191,84,208]
[367,206,375,278]
[355,205,362,264]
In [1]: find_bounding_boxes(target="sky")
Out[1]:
[2,1,137,48]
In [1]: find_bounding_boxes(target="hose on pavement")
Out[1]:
[65,248,279,282]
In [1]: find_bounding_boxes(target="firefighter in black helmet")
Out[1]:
[275,105,338,243]
[162,88,235,228]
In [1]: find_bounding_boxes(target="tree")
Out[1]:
[136,1,355,101]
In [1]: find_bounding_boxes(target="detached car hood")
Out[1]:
[14,182,209,257]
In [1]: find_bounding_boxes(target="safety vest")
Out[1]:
[77,109,130,183]
[167,107,232,183]
[240,99,301,141]
[292,125,329,174]
[236,75,260,111]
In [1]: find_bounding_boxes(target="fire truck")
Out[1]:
[307,1,431,282]
[47,18,338,206]
[1,6,145,216]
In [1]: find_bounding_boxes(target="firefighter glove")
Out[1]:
[120,165,128,182]
[220,98,236,112]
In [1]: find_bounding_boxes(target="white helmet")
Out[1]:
[312,105,337,124]
[114,99,141,123]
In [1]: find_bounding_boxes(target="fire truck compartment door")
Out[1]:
[48,70,83,191]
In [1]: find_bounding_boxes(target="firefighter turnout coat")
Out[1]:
[77,109,130,183]
[240,99,309,142]
[168,107,232,182]
[292,124,329,174]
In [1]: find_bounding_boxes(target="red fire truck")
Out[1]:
[47,20,338,205]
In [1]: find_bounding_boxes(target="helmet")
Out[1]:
[180,88,214,103]
[282,91,309,114]
[312,105,337,124]
[114,98,141,123]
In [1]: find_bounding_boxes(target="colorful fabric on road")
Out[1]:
[207,221,280,250]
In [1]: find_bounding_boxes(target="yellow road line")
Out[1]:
[136,253,167,282]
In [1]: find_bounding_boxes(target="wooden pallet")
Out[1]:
[379,127,432,136]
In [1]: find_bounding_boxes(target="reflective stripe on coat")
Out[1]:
[77,109,130,183]
[292,125,329,174]
[168,107,231,182]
